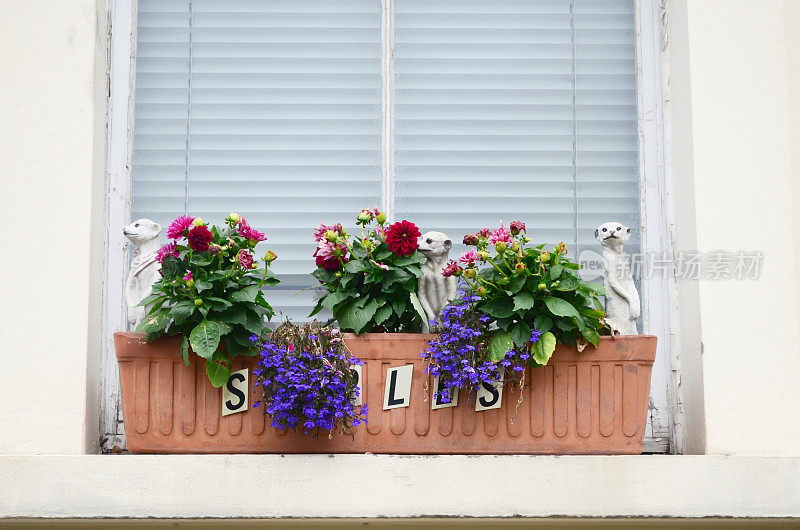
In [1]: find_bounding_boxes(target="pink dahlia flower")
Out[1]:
[370,259,390,271]
[155,241,179,263]
[167,215,195,239]
[488,222,511,245]
[458,249,478,265]
[182,270,192,282]
[237,218,267,243]
[313,223,344,243]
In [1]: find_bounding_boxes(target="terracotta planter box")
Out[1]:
[114,331,656,454]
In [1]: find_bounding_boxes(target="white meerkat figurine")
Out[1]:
[417,231,458,332]
[595,221,640,335]
[123,219,163,329]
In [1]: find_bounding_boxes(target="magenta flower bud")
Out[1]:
[462,233,479,246]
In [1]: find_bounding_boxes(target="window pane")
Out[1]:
[393,0,640,267]
[131,0,383,321]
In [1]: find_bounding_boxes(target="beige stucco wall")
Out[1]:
[1,0,800,519]
[670,0,800,456]
[1,0,799,462]
[0,0,107,454]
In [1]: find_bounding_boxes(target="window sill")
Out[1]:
[2,455,798,518]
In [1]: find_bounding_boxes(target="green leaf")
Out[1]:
[160,255,181,278]
[135,311,171,335]
[308,298,324,318]
[409,292,428,324]
[581,327,601,347]
[512,292,536,312]
[215,320,232,336]
[406,267,423,279]
[136,293,165,307]
[393,254,424,267]
[190,253,212,266]
[169,301,195,323]
[507,274,526,293]
[260,276,281,286]
[194,279,212,292]
[548,265,563,279]
[374,304,393,326]
[543,297,581,318]
[189,319,221,360]
[578,306,605,319]
[232,326,257,348]
[392,298,406,316]
[483,296,515,318]
[555,275,581,291]
[205,351,231,388]
[206,296,232,310]
[220,306,247,326]
[344,260,366,274]
[321,291,349,309]
[581,281,608,297]
[488,331,515,362]
[534,315,553,333]
[372,248,391,260]
[532,331,557,365]
[179,335,190,366]
[511,321,532,349]
[230,284,259,303]
[242,310,265,334]
[556,319,576,331]
[339,298,380,334]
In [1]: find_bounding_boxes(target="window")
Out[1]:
[130,0,639,322]
[108,0,672,452]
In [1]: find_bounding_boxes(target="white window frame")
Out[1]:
[100,0,681,453]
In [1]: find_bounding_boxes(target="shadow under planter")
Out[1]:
[114,332,656,454]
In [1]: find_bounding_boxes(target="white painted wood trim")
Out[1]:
[635,0,682,452]
[380,0,395,221]
[100,0,137,450]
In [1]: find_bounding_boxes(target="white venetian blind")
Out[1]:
[131,0,641,321]
[131,0,383,321]
[393,0,640,262]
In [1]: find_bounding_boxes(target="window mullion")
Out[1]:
[381,0,395,220]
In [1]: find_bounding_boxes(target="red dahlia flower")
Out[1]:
[236,249,256,269]
[314,240,347,271]
[187,225,213,252]
[442,260,461,278]
[385,220,421,256]
[510,220,526,235]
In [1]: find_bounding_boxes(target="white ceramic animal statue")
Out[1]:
[595,221,640,335]
[417,231,458,332]
[123,219,163,329]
